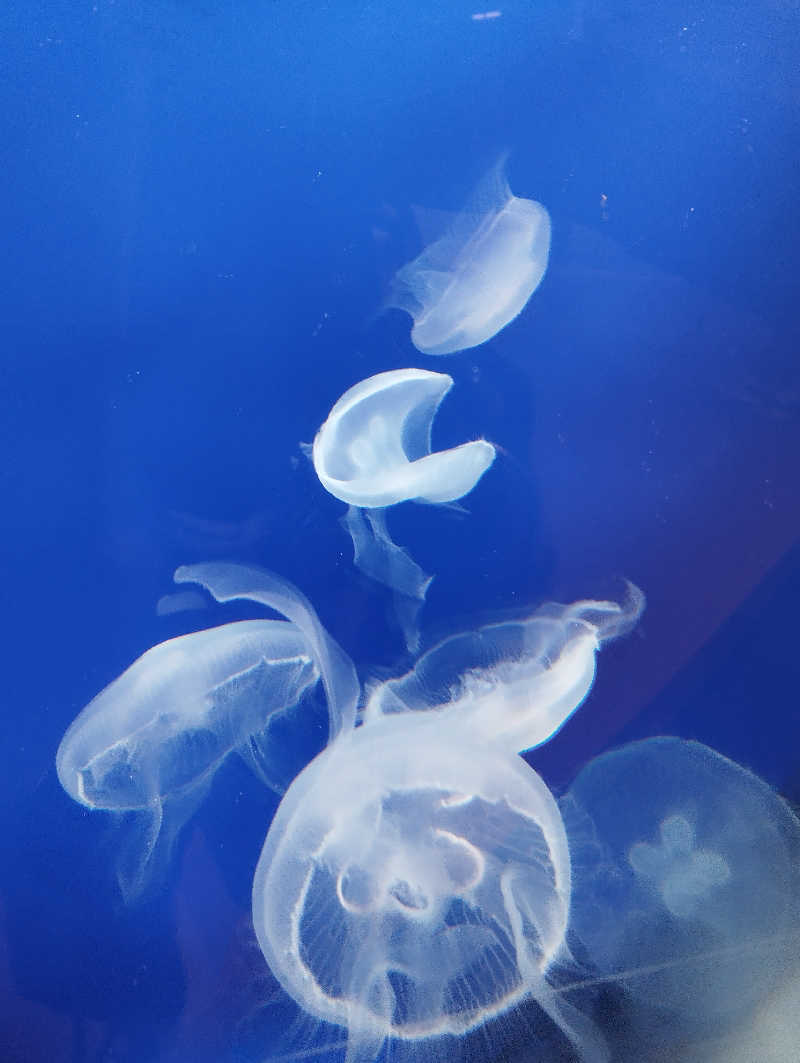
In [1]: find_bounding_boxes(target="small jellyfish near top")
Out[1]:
[252,711,608,1063]
[56,618,319,900]
[388,154,551,355]
[561,737,800,1057]
[311,368,496,509]
[365,581,644,753]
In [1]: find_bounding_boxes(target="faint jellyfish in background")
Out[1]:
[310,368,496,650]
[388,154,551,355]
[561,737,800,1059]
[365,581,644,752]
[56,618,320,901]
[250,711,609,1063]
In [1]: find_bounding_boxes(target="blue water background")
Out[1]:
[1,1,799,1060]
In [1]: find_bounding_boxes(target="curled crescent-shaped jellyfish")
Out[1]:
[365,582,644,753]
[251,711,605,1063]
[388,155,551,355]
[56,618,319,900]
[311,368,496,651]
[311,368,496,509]
[562,737,800,1053]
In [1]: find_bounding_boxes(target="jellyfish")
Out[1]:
[310,368,495,649]
[365,581,644,753]
[388,155,551,355]
[56,618,320,900]
[251,710,608,1063]
[561,737,800,1057]
[311,368,495,509]
[57,562,357,900]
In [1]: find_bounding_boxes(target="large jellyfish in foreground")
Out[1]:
[388,155,551,355]
[561,737,800,1060]
[311,368,496,650]
[247,581,642,1063]
[251,712,606,1063]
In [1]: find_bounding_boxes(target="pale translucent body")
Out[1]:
[251,711,603,1062]
[341,505,431,652]
[311,368,496,508]
[175,562,359,740]
[390,157,551,355]
[562,737,800,1045]
[57,562,357,900]
[365,583,644,753]
[56,620,317,812]
[56,618,319,898]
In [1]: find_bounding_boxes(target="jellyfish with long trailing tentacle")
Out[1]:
[310,367,495,650]
[57,562,357,901]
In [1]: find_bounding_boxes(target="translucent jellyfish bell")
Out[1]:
[311,368,496,651]
[389,155,551,355]
[562,738,800,1052]
[252,712,605,1063]
[365,582,644,753]
[311,368,496,509]
[56,618,319,900]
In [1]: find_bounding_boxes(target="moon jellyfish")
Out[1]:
[562,738,800,1055]
[311,368,495,509]
[365,582,644,753]
[56,618,320,900]
[311,368,495,649]
[388,155,551,355]
[251,711,607,1063]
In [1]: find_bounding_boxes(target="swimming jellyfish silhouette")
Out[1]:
[311,367,496,650]
[562,737,800,1055]
[56,618,319,899]
[388,155,551,355]
[365,582,644,753]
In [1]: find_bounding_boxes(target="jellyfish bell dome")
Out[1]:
[311,368,496,509]
[251,710,587,1060]
[388,154,552,356]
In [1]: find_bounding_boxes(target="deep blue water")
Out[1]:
[2,2,799,1061]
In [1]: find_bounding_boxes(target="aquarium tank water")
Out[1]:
[2,2,799,1062]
